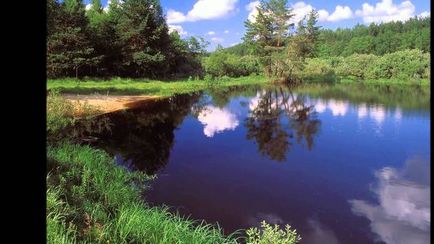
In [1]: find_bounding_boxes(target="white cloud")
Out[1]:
[291,2,314,24]
[316,5,354,22]
[327,5,354,22]
[317,9,330,22]
[355,0,416,24]
[211,37,224,43]
[85,3,92,11]
[167,9,187,24]
[207,31,216,36]
[168,25,188,36]
[418,11,430,18]
[250,1,353,25]
[349,157,430,244]
[167,0,238,24]
[246,1,260,22]
[230,42,240,47]
[224,30,230,34]
[197,105,239,137]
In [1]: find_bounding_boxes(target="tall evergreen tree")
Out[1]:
[244,0,294,79]
[116,0,171,77]
[47,0,100,78]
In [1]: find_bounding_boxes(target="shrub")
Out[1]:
[382,49,430,79]
[246,221,301,244]
[335,54,377,79]
[302,58,337,83]
[203,51,260,78]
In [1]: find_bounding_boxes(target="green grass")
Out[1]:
[47,142,300,243]
[47,143,241,243]
[47,75,268,97]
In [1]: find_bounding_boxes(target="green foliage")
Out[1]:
[47,0,100,78]
[115,0,170,77]
[47,90,74,136]
[47,0,208,79]
[317,17,430,57]
[335,53,377,79]
[300,58,336,82]
[366,49,430,80]
[203,50,260,78]
[246,221,301,244]
[301,49,430,83]
[244,0,295,78]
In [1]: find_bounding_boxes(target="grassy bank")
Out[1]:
[47,143,240,243]
[47,75,268,96]
[46,92,301,243]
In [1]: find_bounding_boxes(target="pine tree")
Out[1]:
[116,0,171,77]
[47,0,100,78]
[243,0,294,79]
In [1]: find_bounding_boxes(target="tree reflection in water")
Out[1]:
[245,85,321,161]
[67,93,202,174]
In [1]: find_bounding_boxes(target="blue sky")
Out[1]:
[86,0,430,51]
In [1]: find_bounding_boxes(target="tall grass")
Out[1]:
[47,90,101,142]
[47,143,241,243]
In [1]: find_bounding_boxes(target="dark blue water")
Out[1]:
[73,84,430,244]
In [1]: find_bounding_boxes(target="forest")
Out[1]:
[47,0,430,83]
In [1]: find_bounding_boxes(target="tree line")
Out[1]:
[207,0,430,82]
[317,16,430,57]
[47,0,208,79]
[48,0,430,83]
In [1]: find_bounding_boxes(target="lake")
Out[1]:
[69,83,430,244]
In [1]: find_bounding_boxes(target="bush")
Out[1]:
[302,58,337,83]
[335,53,377,79]
[246,221,301,244]
[380,49,429,79]
[313,49,431,81]
[203,51,260,78]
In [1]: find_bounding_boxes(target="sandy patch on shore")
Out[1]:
[64,94,159,115]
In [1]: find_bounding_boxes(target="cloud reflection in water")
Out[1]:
[197,105,239,137]
[349,157,430,244]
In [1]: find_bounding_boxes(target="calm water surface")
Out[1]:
[72,83,430,244]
